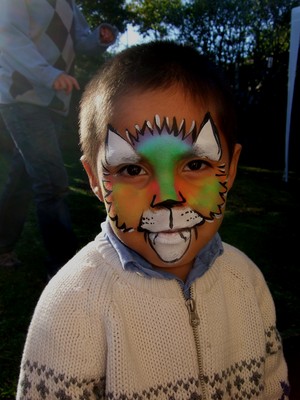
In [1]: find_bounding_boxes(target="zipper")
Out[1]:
[185,284,207,400]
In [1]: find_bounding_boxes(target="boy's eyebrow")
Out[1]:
[109,153,142,165]
[190,146,217,159]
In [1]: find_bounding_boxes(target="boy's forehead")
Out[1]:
[109,87,210,136]
[96,87,229,166]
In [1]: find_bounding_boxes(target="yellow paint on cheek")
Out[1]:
[185,176,225,214]
[109,183,149,226]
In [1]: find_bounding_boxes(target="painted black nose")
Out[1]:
[152,199,183,209]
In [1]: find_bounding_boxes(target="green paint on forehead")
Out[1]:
[137,134,191,200]
[137,134,190,162]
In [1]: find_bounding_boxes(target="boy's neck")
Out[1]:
[152,262,193,282]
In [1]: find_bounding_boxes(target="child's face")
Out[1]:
[84,87,241,280]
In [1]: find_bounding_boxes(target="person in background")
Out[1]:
[16,41,289,399]
[0,0,118,278]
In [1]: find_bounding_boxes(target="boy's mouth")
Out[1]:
[147,229,191,263]
[139,207,202,262]
[149,229,190,245]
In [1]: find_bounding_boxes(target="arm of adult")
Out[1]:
[52,73,80,94]
[0,0,64,89]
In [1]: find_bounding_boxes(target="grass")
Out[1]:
[0,142,299,399]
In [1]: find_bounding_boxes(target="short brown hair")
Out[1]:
[79,40,237,173]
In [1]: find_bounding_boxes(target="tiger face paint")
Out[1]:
[85,87,241,279]
[99,113,229,266]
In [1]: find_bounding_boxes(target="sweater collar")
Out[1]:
[101,219,223,297]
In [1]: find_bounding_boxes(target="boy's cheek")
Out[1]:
[103,183,151,227]
[178,176,228,217]
[103,177,228,227]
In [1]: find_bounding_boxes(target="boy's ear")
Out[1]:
[81,156,104,202]
[227,143,242,191]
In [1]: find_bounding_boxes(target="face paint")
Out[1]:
[100,113,228,264]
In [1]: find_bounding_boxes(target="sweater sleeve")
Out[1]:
[224,242,290,399]
[252,266,290,399]
[16,255,109,399]
[0,0,62,88]
[72,3,118,56]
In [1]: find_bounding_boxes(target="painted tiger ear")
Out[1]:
[193,113,222,161]
[105,126,140,166]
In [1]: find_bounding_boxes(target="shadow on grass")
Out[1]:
[0,146,299,399]
[220,166,300,399]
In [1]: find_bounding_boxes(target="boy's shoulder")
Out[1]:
[45,232,120,292]
[33,233,121,317]
[216,241,267,289]
[221,241,254,262]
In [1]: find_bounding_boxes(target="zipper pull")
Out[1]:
[186,298,200,327]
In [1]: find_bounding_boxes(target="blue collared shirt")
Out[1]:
[102,219,223,299]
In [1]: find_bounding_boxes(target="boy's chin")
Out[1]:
[115,229,198,267]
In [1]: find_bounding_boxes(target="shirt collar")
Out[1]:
[101,218,223,297]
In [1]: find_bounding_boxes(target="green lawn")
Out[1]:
[0,143,299,399]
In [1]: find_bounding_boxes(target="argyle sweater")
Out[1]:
[16,232,289,400]
[0,0,117,114]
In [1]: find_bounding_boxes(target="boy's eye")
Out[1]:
[184,160,206,171]
[118,164,146,176]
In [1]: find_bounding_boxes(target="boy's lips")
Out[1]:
[148,229,191,245]
[146,229,192,262]
[139,207,202,262]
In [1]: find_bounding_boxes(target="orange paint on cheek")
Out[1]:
[177,175,227,216]
[108,183,151,227]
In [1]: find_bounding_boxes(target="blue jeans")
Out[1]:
[0,103,77,274]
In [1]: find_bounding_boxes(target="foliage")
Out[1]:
[178,0,253,64]
[77,0,132,32]
[128,0,184,39]
[76,0,298,109]
[177,0,297,65]
[76,0,298,68]
[87,0,296,138]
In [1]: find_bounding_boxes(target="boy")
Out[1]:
[16,41,289,399]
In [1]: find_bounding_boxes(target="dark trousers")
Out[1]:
[0,103,77,275]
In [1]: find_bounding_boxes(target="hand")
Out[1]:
[99,26,116,44]
[53,73,80,94]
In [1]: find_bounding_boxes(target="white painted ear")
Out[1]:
[105,127,140,166]
[193,117,221,161]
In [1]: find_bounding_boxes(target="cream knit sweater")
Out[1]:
[16,232,289,400]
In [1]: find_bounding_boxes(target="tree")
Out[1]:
[77,0,131,33]
[128,0,184,40]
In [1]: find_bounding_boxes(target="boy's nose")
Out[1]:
[153,199,181,208]
[151,169,184,207]
[151,195,185,209]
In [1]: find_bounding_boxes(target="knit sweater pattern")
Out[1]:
[16,233,289,400]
